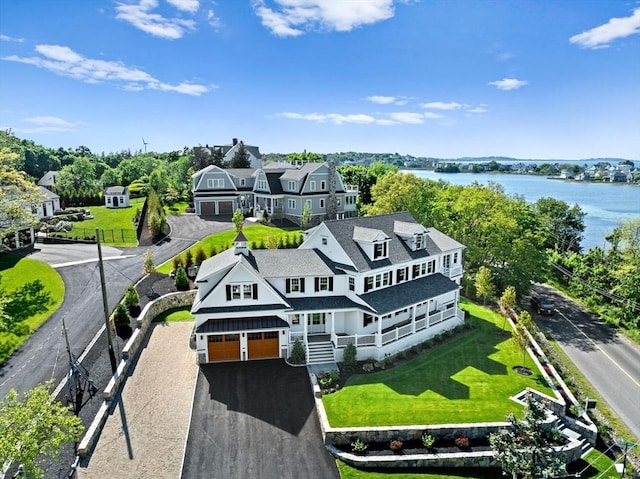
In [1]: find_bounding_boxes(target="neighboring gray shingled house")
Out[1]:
[192,159,358,224]
[191,212,465,364]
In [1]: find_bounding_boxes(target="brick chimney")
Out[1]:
[232,138,238,146]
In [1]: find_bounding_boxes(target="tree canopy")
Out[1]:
[0,381,85,479]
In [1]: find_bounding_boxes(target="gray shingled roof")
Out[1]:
[393,220,427,236]
[279,162,320,181]
[38,185,59,199]
[196,315,287,333]
[265,172,284,194]
[195,249,240,283]
[360,273,460,315]
[251,249,335,278]
[285,296,374,313]
[322,212,431,272]
[105,186,127,195]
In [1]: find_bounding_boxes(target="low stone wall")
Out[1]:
[77,290,195,457]
[326,422,508,446]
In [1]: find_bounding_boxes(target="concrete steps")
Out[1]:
[307,341,335,365]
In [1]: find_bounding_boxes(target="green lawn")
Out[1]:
[337,447,620,479]
[323,299,554,427]
[153,306,194,322]
[64,197,145,247]
[156,223,302,274]
[0,254,64,364]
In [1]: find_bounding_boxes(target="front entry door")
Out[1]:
[307,313,326,334]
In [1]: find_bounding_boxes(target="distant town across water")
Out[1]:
[403,168,640,253]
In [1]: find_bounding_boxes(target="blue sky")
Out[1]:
[1,1,639,159]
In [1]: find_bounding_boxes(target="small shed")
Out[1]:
[104,186,130,208]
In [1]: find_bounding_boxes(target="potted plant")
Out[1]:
[113,303,132,339]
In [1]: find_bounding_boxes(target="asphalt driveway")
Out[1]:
[181,360,339,479]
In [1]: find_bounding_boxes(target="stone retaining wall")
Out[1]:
[77,290,195,457]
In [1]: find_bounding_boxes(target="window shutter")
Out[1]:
[286,279,291,293]
[226,285,231,301]
[328,277,333,291]
[253,283,258,299]
[300,278,305,293]
[314,277,319,292]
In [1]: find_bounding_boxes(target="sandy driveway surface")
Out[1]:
[78,321,197,479]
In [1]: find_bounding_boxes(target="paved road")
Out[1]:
[0,215,229,400]
[182,360,340,479]
[532,283,640,441]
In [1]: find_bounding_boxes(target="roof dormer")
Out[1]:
[353,226,390,261]
[393,220,429,251]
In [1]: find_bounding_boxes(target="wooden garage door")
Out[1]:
[207,334,240,362]
[200,201,215,216]
[248,331,280,360]
[218,201,233,215]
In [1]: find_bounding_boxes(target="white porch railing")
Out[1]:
[332,307,464,349]
[443,265,463,278]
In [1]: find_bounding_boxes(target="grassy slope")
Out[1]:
[324,300,553,427]
[153,306,194,322]
[156,223,302,274]
[0,255,64,364]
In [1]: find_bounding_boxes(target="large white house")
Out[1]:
[191,212,465,365]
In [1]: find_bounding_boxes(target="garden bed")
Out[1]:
[336,438,493,456]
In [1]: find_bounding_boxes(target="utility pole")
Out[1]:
[96,228,117,373]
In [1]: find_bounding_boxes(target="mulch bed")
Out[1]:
[337,438,492,456]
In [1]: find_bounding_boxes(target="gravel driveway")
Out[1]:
[78,321,197,479]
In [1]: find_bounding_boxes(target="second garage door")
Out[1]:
[218,201,233,215]
[248,331,279,360]
[207,334,240,362]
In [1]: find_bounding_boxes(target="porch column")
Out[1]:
[376,314,382,347]
[411,305,416,334]
[330,311,335,335]
[303,312,308,338]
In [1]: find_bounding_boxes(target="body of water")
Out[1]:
[404,170,640,252]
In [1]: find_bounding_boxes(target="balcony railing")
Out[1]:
[443,265,463,278]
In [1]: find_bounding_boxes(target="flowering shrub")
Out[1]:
[454,436,470,449]
[389,439,403,451]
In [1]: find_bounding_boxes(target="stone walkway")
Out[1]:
[78,321,197,479]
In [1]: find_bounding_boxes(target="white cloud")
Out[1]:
[420,101,464,110]
[422,111,444,119]
[489,78,528,90]
[570,7,640,49]
[365,95,408,106]
[389,112,425,124]
[24,116,76,128]
[115,0,196,39]
[466,105,488,114]
[166,0,199,13]
[278,112,375,124]
[2,44,210,96]
[207,9,223,29]
[0,34,25,43]
[366,95,396,104]
[252,0,397,37]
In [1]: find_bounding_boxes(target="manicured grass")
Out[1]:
[153,306,194,322]
[323,299,554,427]
[165,201,189,215]
[337,463,502,479]
[64,197,145,246]
[156,223,302,274]
[0,254,64,364]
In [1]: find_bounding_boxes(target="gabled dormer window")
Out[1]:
[287,180,296,191]
[373,241,389,259]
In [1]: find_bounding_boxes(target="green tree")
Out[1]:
[195,247,207,266]
[113,302,130,327]
[232,208,244,232]
[0,147,42,249]
[499,285,517,329]
[0,381,84,479]
[54,156,99,202]
[301,202,312,229]
[142,249,155,275]
[229,142,250,168]
[174,265,189,290]
[475,266,496,305]
[490,394,566,479]
[513,322,530,367]
[533,197,585,254]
